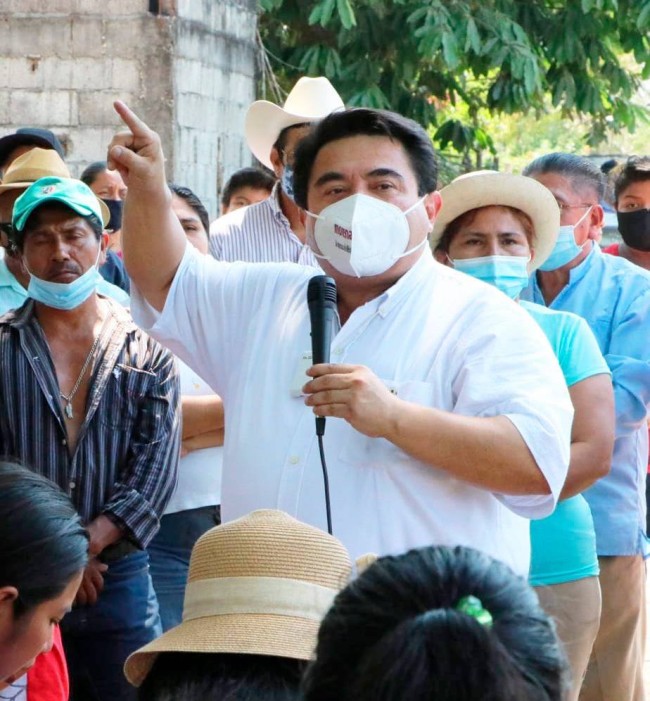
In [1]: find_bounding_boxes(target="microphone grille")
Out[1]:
[308,275,337,305]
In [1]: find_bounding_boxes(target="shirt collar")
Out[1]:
[566,242,599,285]
[4,294,137,331]
[0,258,28,295]
[364,247,436,319]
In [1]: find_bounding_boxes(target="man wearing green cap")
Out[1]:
[0,176,181,701]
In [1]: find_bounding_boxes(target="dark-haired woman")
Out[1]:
[0,461,88,695]
[430,171,614,701]
[303,545,568,701]
[146,184,224,631]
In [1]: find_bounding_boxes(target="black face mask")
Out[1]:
[617,208,650,251]
[102,199,123,232]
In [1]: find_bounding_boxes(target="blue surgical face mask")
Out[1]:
[449,254,530,299]
[281,163,295,201]
[538,206,592,272]
[25,247,102,310]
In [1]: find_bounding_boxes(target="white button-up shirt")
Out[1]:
[209,184,319,266]
[131,247,572,575]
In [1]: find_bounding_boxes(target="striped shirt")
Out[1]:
[209,183,320,265]
[0,297,181,547]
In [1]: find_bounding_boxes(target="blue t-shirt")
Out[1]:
[522,245,650,557]
[521,301,611,586]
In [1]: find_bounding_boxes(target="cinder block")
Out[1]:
[78,91,136,126]
[3,17,74,58]
[40,57,74,90]
[10,90,74,127]
[71,57,112,90]
[111,58,141,92]
[70,16,106,58]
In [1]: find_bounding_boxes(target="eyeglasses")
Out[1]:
[555,202,593,211]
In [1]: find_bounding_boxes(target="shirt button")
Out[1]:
[69,481,76,490]
[289,455,300,465]
[62,439,67,446]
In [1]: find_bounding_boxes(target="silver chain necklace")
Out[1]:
[60,331,103,420]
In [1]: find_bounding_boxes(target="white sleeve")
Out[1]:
[450,298,573,518]
[130,244,304,397]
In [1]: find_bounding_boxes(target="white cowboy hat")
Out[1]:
[430,171,560,271]
[245,77,344,169]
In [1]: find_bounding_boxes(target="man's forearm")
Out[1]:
[384,401,550,495]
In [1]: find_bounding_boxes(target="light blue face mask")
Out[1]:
[538,206,592,272]
[450,254,530,299]
[281,163,295,201]
[26,248,102,310]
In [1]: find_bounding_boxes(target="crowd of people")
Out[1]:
[0,74,649,701]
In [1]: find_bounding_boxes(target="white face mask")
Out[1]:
[307,194,428,277]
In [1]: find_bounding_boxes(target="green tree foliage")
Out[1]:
[258,0,650,167]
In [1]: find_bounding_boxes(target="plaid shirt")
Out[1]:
[0,297,180,547]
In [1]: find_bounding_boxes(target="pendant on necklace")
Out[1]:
[65,403,74,419]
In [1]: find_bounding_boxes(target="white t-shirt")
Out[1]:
[164,358,223,514]
[131,246,572,575]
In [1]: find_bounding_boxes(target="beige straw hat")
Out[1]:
[124,510,352,687]
[430,171,560,271]
[245,77,344,169]
[0,148,110,226]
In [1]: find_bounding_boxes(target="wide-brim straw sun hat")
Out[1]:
[245,76,344,170]
[124,509,352,687]
[430,171,560,272]
[0,148,110,227]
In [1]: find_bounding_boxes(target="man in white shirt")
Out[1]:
[109,101,573,575]
[209,76,343,265]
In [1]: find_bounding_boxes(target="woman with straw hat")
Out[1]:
[429,171,614,701]
[125,509,351,700]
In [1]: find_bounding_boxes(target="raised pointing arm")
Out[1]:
[107,100,186,311]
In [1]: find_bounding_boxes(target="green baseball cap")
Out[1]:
[12,176,104,232]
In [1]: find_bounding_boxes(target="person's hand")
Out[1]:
[74,558,108,607]
[303,364,400,438]
[107,101,167,194]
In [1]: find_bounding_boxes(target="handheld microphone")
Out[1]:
[307,275,337,535]
[307,275,338,436]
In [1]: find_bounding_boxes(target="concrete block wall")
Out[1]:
[0,0,258,218]
[172,0,257,216]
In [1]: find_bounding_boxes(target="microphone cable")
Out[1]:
[317,433,333,535]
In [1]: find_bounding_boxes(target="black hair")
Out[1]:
[138,652,305,701]
[302,545,568,701]
[0,461,88,617]
[11,204,103,250]
[523,152,605,200]
[271,123,312,160]
[80,161,108,187]
[613,156,650,203]
[221,167,276,208]
[292,108,438,210]
[168,183,210,236]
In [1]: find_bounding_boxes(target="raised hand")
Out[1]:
[107,100,167,194]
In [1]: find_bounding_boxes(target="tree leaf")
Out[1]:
[442,32,460,68]
[465,17,481,54]
[336,0,357,29]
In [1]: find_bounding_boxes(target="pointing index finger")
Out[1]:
[113,100,152,138]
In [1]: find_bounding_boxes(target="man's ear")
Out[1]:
[587,204,604,241]
[433,248,450,265]
[424,191,442,223]
[269,147,283,180]
[99,232,109,266]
